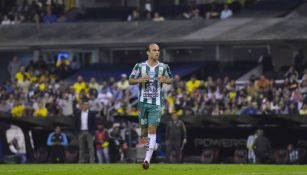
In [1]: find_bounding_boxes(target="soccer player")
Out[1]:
[128,43,173,169]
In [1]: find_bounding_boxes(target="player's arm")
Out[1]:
[158,76,173,84]
[159,64,173,84]
[128,63,148,85]
[128,76,149,85]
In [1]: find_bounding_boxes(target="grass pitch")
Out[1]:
[0,164,307,175]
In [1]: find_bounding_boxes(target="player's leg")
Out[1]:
[144,104,162,164]
[138,102,148,141]
[141,128,148,141]
[138,102,151,169]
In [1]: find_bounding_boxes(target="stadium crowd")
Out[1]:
[127,3,235,22]
[0,0,247,24]
[0,0,64,25]
[1,56,307,120]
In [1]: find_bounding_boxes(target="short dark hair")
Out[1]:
[146,43,158,52]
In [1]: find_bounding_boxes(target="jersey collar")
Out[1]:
[146,60,159,68]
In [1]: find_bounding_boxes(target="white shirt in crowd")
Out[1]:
[1,19,12,25]
[220,9,233,19]
[81,110,89,130]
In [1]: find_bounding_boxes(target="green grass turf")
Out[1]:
[1,164,307,175]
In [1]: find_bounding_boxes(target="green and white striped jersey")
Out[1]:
[129,61,173,106]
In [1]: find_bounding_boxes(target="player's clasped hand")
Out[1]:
[158,76,167,83]
[139,75,149,83]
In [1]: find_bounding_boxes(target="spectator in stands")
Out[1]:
[34,13,41,25]
[284,66,299,80]
[96,87,111,112]
[299,103,307,115]
[166,113,187,163]
[299,78,307,96]
[0,99,10,115]
[17,76,30,94]
[19,15,26,23]
[58,92,74,117]
[108,77,116,89]
[205,4,219,20]
[127,84,138,100]
[287,144,299,164]
[172,74,181,90]
[288,102,299,116]
[74,101,96,163]
[8,137,27,163]
[253,129,272,164]
[243,101,260,115]
[186,75,201,94]
[89,77,99,91]
[116,74,129,91]
[261,100,274,115]
[89,94,103,115]
[191,9,203,20]
[290,88,303,102]
[11,15,20,24]
[34,100,48,117]
[95,122,110,163]
[47,125,68,163]
[256,75,270,93]
[246,80,257,96]
[15,66,29,83]
[144,11,152,21]
[288,74,299,92]
[152,12,165,22]
[127,9,140,22]
[112,84,123,101]
[220,4,233,19]
[177,10,192,20]
[1,15,12,24]
[278,100,288,115]
[144,0,152,12]
[43,7,57,23]
[8,56,21,82]
[211,104,223,116]
[73,75,87,97]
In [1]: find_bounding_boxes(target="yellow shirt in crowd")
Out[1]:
[73,81,87,94]
[186,80,201,93]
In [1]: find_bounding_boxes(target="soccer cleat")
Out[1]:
[142,161,149,170]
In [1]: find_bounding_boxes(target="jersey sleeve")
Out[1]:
[129,63,141,79]
[163,64,173,79]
